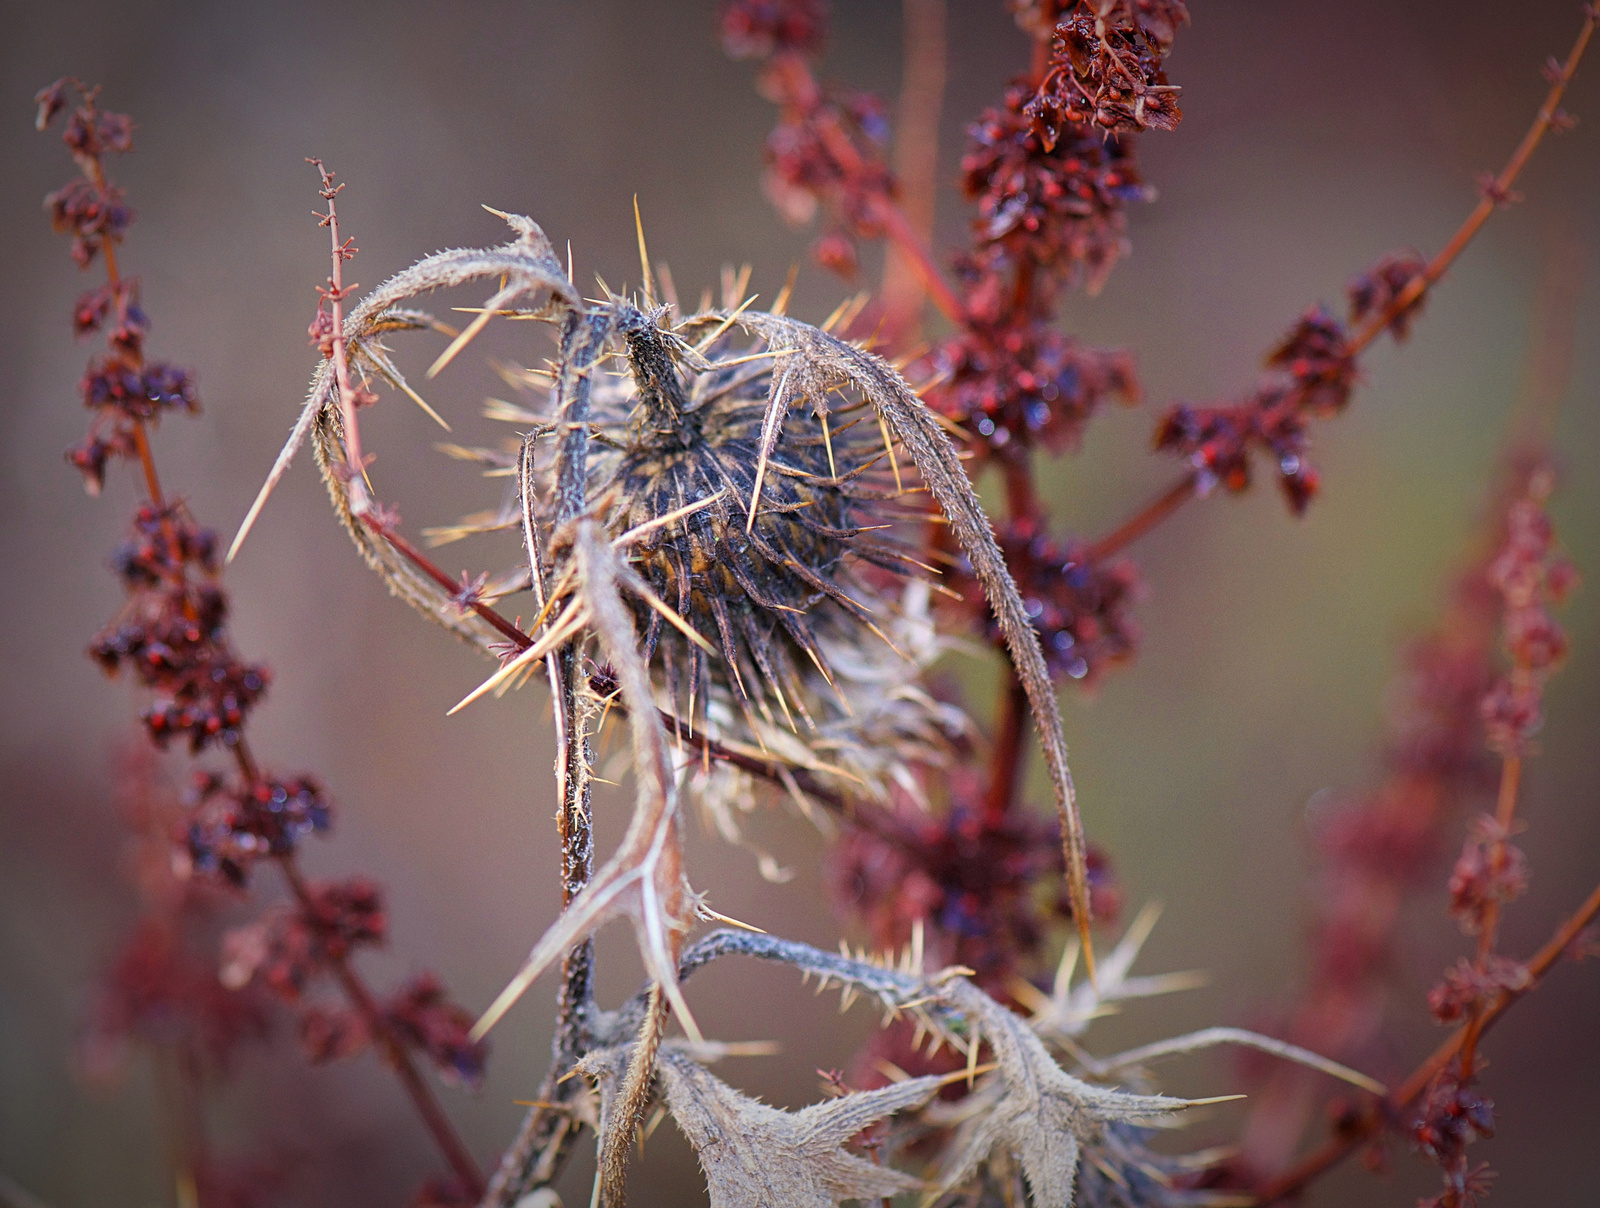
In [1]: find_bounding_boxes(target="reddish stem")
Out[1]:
[374,522,537,651]
[277,854,485,1198]
[1256,876,1600,1204]
[309,160,370,509]
[1085,473,1195,562]
[1088,10,1594,562]
[982,674,1030,825]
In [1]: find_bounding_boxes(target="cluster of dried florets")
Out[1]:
[954,520,1143,685]
[38,78,490,1205]
[89,502,270,752]
[1405,466,1576,1207]
[719,0,894,278]
[1027,1,1186,140]
[36,82,200,497]
[930,322,1140,465]
[1153,302,1361,514]
[960,83,1154,302]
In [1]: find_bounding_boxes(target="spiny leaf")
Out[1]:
[580,1044,940,1208]
[936,978,1194,1207]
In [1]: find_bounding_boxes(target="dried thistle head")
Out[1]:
[504,287,973,806]
[237,204,1102,1041]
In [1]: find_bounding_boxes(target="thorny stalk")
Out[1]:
[309,159,370,511]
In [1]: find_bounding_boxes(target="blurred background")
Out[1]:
[3,2,1597,1205]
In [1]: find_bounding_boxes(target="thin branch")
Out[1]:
[276,853,485,1198]
[1085,473,1196,563]
[880,0,948,337]
[308,160,370,511]
[1255,877,1600,1205]
[1089,9,1595,560]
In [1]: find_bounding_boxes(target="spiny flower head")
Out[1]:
[519,303,951,786]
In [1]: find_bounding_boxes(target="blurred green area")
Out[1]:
[1,2,1596,1205]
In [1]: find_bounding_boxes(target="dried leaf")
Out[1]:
[937,979,1191,1206]
[581,1044,939,1208]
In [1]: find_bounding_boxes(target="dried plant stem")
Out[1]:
[1089,8,1594,561]
[880,0,948,337]
[275,853,485,1197]
[372,521,535,649]
[1256,877,1600,1205]
[309,160,369,507]
[129,420,166,509]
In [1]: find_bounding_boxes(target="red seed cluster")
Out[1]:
[830,784,1119,987]
[1426,954,1530,1024]
[1154,307,1356,514]
[1479,474,1575,753]
[1410,1069,1498,1208]
[928,322,1139,463]
[186,771,333,886]
[224,880,388,1002]
[962,84,1152,302]
[1349,250,1430,340]
[950,518,1143,684]
[222,886,488,1087]
[39,81,206,496]
[718,0,827,61]
[385,973,490,1090]
[1027,2,1186,142]
[88,503,270,753]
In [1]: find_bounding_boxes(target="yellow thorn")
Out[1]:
[699,905,766,933]
[772,262,799,316]
[633,195,655,306]
[427,305,496,379]
[876,412,903,493]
